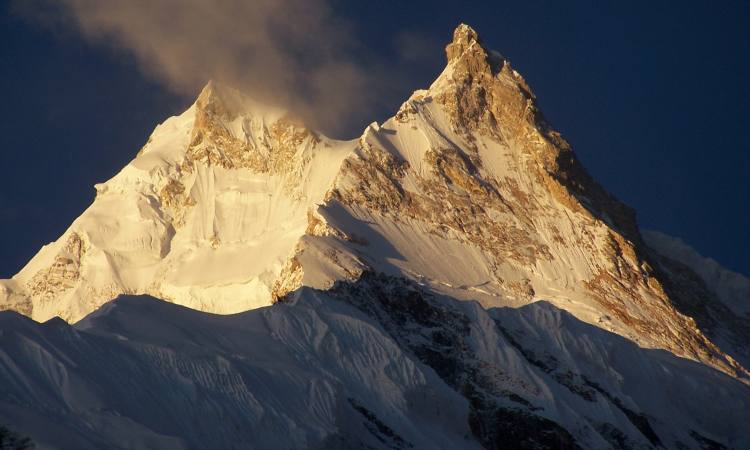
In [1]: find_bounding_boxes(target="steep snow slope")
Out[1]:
[0,294,479,450]
[1,288,748,449]
[0,82,355,322]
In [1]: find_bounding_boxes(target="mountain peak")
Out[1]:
[195,80,256,121]
[196,79,230,108]
[446,23,481,62]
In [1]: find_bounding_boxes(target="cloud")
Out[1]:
[16,0,442,136]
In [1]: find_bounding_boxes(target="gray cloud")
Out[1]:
[17,0,443,136]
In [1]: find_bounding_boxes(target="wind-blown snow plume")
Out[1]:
[15,0,434,135]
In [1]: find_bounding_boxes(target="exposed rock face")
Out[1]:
[25,233,85,303]
[1,24,748,382]
[186,81,320,177]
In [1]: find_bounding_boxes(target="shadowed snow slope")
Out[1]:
[644,230,750,318]
[0,293,478,450]
[0,285,748,449]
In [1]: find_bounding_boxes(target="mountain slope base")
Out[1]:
[0,287,747,449]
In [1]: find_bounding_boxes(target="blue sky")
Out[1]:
[1,1,749,276]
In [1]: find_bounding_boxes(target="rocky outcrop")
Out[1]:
[24,233,85,306]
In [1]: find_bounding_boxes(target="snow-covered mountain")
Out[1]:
[0,81,355,320]
[1,24,749,449]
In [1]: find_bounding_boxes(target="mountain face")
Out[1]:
[1,24,749,449]
[0,82,354,320]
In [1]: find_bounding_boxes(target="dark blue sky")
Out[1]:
[1,1,749,277]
